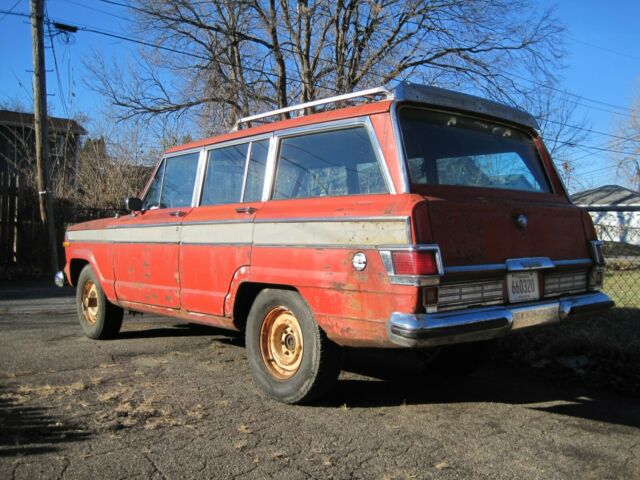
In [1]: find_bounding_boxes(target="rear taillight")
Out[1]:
[378,245,443,286]
[391,250,439,275]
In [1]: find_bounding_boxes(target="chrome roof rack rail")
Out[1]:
[233,86,394,130]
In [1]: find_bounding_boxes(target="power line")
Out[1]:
[0,0,20,22]
[543,118,640,145]
[2,8,638,159]
[565,35,640,62]
[63,0,132,22]
[46,5,70,117]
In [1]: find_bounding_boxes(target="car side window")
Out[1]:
[201,143,249,205]
[273,127,387,200]
[159,152,200,208]
[141,159,165,210]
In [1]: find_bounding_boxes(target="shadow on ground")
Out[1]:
[0,393,91,457]
[327,348,640,430]
[118,322,244,345]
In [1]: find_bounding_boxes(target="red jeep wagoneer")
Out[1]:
[57,83,613,403]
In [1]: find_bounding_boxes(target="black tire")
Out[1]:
[419,341,492,377]
[76,265,123,340]
[245,289,343,404]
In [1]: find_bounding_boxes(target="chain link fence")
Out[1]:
[589,210,640,309]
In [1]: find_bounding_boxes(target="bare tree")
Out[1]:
[611,82,640,190]
[73,117,162,209]
[87,0,566,134]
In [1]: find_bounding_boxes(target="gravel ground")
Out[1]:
[1,283,639,479]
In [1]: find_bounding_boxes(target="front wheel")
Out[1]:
[76,265,123,340]
[245,289,343,404]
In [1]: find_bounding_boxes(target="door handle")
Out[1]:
[169,211,186,217]
[235,207,257,215]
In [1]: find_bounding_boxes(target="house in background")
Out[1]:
[571,184,640,246]
[0,110,86,276]
[0,109,86,191]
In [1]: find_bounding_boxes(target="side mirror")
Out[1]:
[125,197,143,212]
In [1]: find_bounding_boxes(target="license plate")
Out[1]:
[507,272,539,303]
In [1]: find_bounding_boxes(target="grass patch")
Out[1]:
[496,308,640,397]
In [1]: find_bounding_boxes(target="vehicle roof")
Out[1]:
[164,100,393,154]
[393,83,539,131]
[165,82,539,155]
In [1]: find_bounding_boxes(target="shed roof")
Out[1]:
[571,184,640,206]
[0,110,87,135]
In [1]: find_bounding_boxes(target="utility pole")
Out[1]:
[30,0,59,275]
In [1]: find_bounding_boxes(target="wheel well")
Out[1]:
[232,282,297,332]
[69,259,89,286]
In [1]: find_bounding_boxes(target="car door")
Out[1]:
[113,151,200,308]
[179,137,270,315]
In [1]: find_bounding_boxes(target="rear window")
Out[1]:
[399,108,550,193]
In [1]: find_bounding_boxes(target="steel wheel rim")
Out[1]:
[81,281,99,326]
[259,307,304,379]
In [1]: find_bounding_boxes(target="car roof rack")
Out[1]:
[233,86,393,130]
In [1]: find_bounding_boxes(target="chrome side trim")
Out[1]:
[181,242,252,247]
[105,222,182,230]
[253,215,409,224]
[253,243,378,250]
[387,291,614,348]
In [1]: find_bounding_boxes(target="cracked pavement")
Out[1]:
[1,283,639,479]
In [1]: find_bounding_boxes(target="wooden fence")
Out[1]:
[0,171,116,279]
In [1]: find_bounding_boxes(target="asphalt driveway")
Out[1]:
[1,283,638,479]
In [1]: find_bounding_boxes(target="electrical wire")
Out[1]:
[3,7,639,158]
[46,5,70,117]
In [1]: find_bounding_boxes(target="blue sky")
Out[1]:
[1,0,639,192]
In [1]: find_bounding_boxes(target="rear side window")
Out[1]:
[201,143,249,205]
[400,108,550,193]
[273,127,388,200]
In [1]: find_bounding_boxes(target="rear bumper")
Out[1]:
[387,292,614,348]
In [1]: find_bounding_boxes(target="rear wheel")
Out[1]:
[245,289,343,404]
[76,265,123,340]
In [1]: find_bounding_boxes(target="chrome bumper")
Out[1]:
[54,271,65,287]
[387,292,614,348]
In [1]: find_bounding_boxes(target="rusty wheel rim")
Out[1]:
[259,307,304,379]
[81,281,99,326]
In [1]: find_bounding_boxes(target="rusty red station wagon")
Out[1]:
[57,83,613,403]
